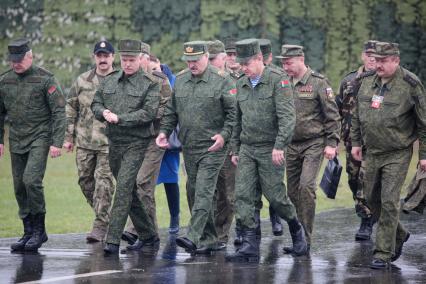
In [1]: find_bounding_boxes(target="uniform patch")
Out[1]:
[297,92,314,98]
[281,80,290,87]
[325,87,334,99]
[56,95,66,107]
[229,88,237,95]
[48,85,57,94]
[298,85,313,92]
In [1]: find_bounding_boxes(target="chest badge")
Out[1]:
[370,95,383,109]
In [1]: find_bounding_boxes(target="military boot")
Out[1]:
[104,243,120,255]
[254,209,261,239]
[391,232,410,262]
[233,226,243,247]
[283,224,308,256]
[24,213,48,251]
[269,207,283,236]
[126,236,160,252]
[11,215,33,251]
[355,217,373,241]
[226,229,259,263]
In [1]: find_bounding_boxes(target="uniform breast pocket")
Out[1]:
[357,96,371,123]
[382,101,403,126]
[126,92,143,110]
[28,91,46,110]
[295,95,316,112]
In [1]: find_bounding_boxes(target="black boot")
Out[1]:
[226,229,259,262]
[391,232,410,262]
[254,209,261,239]
[126,236,160,252]
[121,231,138,245]
[104,243,120,255]
[11,215,33,251]
[234,226,243,247]
[269,207,283,236]
[24,213,48,251]
[283,222,308,256]
[176,237,197,253]
[355,217,373,241]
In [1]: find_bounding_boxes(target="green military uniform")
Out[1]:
[403,167,426,214]
[65,60,115,241]
[277,45,341,246]
[351,42,426,264]
[0,38,66,251]
[160,41,236,249]
[91,39,160,247]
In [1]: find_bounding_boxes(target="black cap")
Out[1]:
[93,40,114,54]
[8,38,30,62]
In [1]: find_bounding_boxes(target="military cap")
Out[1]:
[93,40,114,54]
[363,40,378,53]
[141,42,151,55]
[258,39,272,57]
[181,41,208,61]
[117,39,142,56]
[371,41,399,58]
[235,38,261,64]
[224,37,237,53]
[208,40,225,59]
[8,38,31,62]
[276,44,304,59]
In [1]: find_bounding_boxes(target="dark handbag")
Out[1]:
[319,157,343,199]
[168,125,182,151]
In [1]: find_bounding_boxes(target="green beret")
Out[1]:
[371,41,399,58]
[208,40,225,59]
[118,39,142,56]
[235,38,261,64]
[181,41,208,61]
[8,38,30,62]
[276,44,304,59]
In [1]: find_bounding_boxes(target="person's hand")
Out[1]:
[156,133,169,149]
[208,134,224,152]
[50,146,62,158]
[324,146,337,160]
[351,146,362,161]
[420,159,426,172]
[63,142,74,153]
[272,149,285,166]
[103,109,111,120]
[0,144,4,158]
[231,155,239,166]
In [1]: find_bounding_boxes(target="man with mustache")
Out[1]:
[157,41,236,254]
[63,40,115,243]
[351,41,426,269]
[0,38,66,251]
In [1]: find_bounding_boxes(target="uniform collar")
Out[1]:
[241,66,269,87]
[119,69,140,86]
[189,64,211,83]
[372,66,402,91]
[293,66,311,86]
[16,64,34,77]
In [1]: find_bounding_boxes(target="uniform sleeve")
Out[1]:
[44,76,66,148]
[219,77,236,142]
[117,81,161,127]
[318,80,341,147]
[231,96,242,155]
[91,83,107,122]
[159,91,179,137]
[64,79,80,144]
[156,78,172,120]
[0,87,5,145]
[336,80,345,116]
[350,95,362,148]
[413,82,426,160]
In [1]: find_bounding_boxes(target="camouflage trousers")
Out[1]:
[76,147,114,231]
[286,137,324,245]
[11,144,49,219]
[361,148,411,261]
[214,153,236,243]
[125,139,165,236]
[235,144,297,230]
[106,141,157,245]
[183,146,227,247]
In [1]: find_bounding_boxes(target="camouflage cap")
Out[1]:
[141,41,151,55]
[181,41,207,61]
[118,39,142,56]
[363,40,378,53]
[224,37,237,53]
[207,40,225,59]
[258,39,272,58]
[235,38,261,64]
[8,38,31,62]
[276,44,304,59]
[370,41,399,58]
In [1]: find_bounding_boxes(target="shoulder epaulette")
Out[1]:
[0,69,12,78]
[152,70,167,80]
[36,66,53,76]
[311,71,325,79]
[269,67,283,76]
[357,70,375,80]
[143,71,157,82]
[403,73,419,87]
[216,69,229,78]
[176,68,190,77]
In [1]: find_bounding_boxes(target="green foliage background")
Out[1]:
[0,0,425,88]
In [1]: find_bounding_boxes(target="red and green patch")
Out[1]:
[281,80,290,88]
[48,85,57,94]
[229,88,237,95]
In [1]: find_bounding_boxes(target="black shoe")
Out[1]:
[287,225,308,256]
[24,214,48,251]
[104,243,120,255]
[391,232,410,262]
[370,258,389,270]
[234,226,243,247]
[194,245,215,255]
[121,231,138,245]
[355,218,373,241]
[11,215,33,252]
[176,237,197,252]
[283,244,310,254]
[226,229,259,263]
[126,236,160,252]
[269,207,283,236]
[213,241,227,251]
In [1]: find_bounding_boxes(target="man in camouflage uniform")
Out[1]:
[336,40,377,241]
[0,38,66,251]
[91,39,160,255]
[157,41,236,254]
[207,40,236,249]
[224,38,242,80]
[278,45,341,253]
[351,42,426,269]
[64,40,115,243]
[122,41,172,246]
[226,39,307,262]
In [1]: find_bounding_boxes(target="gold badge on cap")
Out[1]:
[100,42,106,48]
[185,46,194,53]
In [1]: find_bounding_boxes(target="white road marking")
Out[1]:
[19,270,122,283]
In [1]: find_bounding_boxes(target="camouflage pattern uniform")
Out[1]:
[286,67,340,246]
[403,168,426,214]
[125,70,172,236]
[91,67,160,245]
[160,63,236,248]
[351,63,426,262]
[0,65,66,219]
[65,68,115,239]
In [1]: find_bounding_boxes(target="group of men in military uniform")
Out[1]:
[1,35,425,270]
